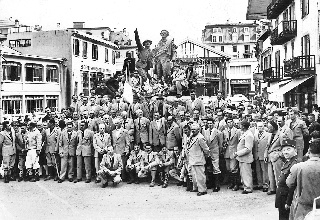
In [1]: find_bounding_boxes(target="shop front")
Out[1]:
[230,79,251,96]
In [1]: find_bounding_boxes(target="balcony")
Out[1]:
[270,20,297,45]
[267,0,294,19]
[263,67,283,82]
[284,55,316,78]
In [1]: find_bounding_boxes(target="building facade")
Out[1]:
[176,38,231,97]
[250,0,318,112]
[1,46,64,117]
[5,28,118,107]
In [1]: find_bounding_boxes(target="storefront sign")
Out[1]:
[230,79,251,84]
[80,65,106,73]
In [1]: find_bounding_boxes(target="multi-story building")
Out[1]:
[176,38,231,97]
[248,0,318,112]
[5,23,118,107]
[1,46,64,117]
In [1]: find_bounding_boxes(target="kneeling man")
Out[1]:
[98,146,123,188]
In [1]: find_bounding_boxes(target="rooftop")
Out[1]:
[246,0,272,20]
[205,22,258,29]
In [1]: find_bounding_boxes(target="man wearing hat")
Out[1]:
[111,94,129,116]
[286,139,320,220]
[122,51,136,79]
[186,91,205,116]
[275,139,297,220]
[134,28,153,82]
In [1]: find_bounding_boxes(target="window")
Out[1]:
[244,34,250,42]
[212,36,216,42]
[9,40,18,48]
[284,45,287,60]
[8,39,31,47]
[213,28,217,33]
[115,51,121,59]
[219,36,222,42]
[244,45,250,53]
[131,51,134,58]
[233,28,237,33]
[46,65,59,82]
[233,45,237,52]
[83,42,87,58]
[25,64,43,82]
[112,51,116,64]
[25,96,43,113]
[244,27,249,32]
[82,72,89,96]
[90,73,97,90]
[2,96,22,114]
[46,95,59,112]
[301,35,310,56]
[221,46,224,52]
[291,41,295,57]
[73,39,80,56]
[230,65,251,75]
[2,62,21,81]
[302,0,309,18]
[92,44,98,60]
[105,48,109,62]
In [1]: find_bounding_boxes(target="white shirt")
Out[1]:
[114,129,121,139]
[156,119,161,130]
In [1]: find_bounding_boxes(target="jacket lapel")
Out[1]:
[271,132,280,145]
[210,129,218,143]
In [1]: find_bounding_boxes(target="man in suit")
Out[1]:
[149,112,166,152]
[75,120,94,183]
[253,122,270,192]
[186,91,205,116]
[204,118,223,192]
[138,144,159,187]
[111,94,129,116]
[166,116,181,151]
[57,122,78,183]
[43,119,60,181]
[98,145,123,188]
[15,123,28,182]
[134,109,150,147]
[264,120,282,195]
[214,111,227,132]
[126,145,144,184]
[157,145,174,188]
[211,92,227,111]
[187,123,210,196]
[286,139,320,220]
[223,118,241,190]
[275,139,297,220]
[121,111,134,150]
[286,110,309,162]
[234,120,254,194]
[93,124,111,183]
[0,121,16,183]
[112,118,130,182]
[152,96,168,119]
[25,122,42,182]
[277,116,293,144]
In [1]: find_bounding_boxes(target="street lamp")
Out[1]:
[0,33,7,123]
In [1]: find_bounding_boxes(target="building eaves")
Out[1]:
[71,31,119,49]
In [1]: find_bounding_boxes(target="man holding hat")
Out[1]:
[275,139,297,220]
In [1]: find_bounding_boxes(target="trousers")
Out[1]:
[191,165,207,193]
[239,162,253,192]
[25,149,40,169]
[77,156,91,180]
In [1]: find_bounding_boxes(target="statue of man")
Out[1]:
[134,28,153,83]
[153,30,177,84]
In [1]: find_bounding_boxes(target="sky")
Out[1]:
[0,0,250,44]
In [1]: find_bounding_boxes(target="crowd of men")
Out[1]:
[1,88,320,220]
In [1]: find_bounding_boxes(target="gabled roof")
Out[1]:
[71,30,119,49]
[0,19,15,28]
[178,38,231,59]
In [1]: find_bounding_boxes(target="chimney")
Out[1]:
[73,22,85,29]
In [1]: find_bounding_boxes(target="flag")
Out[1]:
[123,82,133,104]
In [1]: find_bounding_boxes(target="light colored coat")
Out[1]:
[111,128,130,155]
[76,129,94,157]
[0,129,16,156]
[264,131,281,162]
[26,128,42,150]
[236,130,254,163]
[44,127,60,154]
[134,117,150,144]
[149,118,166,146]
[185,98,205,115]
[186,133,209,166]
[203,128,223,159]
[93,132,111,157]
[59,129,78,156]
[253,131,271,161]
[100,153,123,174]
[223,127,241,159]
[122,118,134,142]
[165,122,181,150]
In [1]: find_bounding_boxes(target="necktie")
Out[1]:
[229,129,231,140]
[68,132,72,140]
[258,132,262,140]
[118,103,120,112]
[270,133,275,144]
[139,118,141,130]
[123,120,126,129]
[110,156,114,168]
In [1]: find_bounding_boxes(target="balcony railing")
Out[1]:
[284,55,316,77]
[271,20,297,45]
[267,0,294,19]
[263,67,283,82]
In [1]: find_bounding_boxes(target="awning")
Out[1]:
[269,76,312,102]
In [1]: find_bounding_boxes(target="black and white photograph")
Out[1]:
[0,0,320,219]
